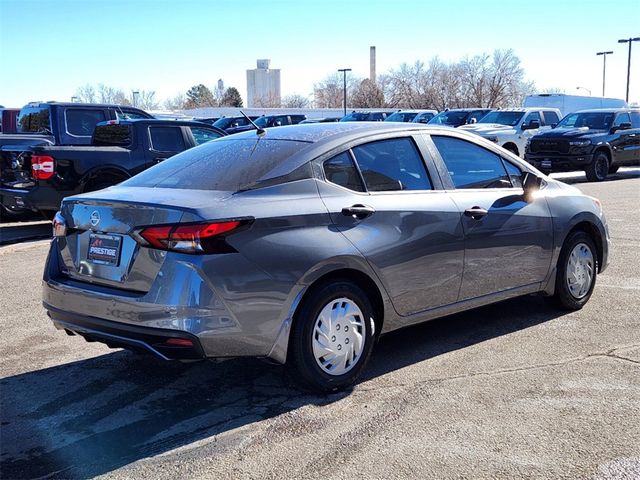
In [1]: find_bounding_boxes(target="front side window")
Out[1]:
[503,160,523,188]
[432,135,512,189]
[149,126,186,151]
[190,127,223,145]
[543,111,560,125]
[352,137,431,191]
[65,109,107,136]
[523,111,541,125]
[630,112,640,128]
[117,110,148,120]
[323,152,364,192]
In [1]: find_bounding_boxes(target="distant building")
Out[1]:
[246,59,281,107]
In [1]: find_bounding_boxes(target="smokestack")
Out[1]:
[370,46,376,83]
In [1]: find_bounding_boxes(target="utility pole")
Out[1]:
[617,37,640,102]
[337,68,352,116]
[596,51,613,97]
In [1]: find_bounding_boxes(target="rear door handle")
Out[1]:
[464,206,488,220]
[342,204,375,219]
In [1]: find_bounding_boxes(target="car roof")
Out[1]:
[572,108,638,113]
[98,119,223,127]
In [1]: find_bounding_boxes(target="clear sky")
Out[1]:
[1,0,639,108]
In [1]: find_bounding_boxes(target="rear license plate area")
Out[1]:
[87,233,122,266]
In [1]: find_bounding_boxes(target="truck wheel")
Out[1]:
[288,280,376,392]
[585,151,609,182]
[549,231,597,311]
[608,164,620,174]
[503,144,519,156]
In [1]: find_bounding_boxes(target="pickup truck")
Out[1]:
[524,108,640,181]
[458,107,562,157]
[0,119,225,219]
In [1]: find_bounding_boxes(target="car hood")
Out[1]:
[534,127,607,140]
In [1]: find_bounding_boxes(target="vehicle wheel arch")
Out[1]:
[82,167,131,192]
[562,220,604,273]
[502,142,519,156]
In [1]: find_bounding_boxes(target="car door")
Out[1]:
[429,134,553,300]
[146,125,188,166]
[611,112,635,164]
[317,135,465,316]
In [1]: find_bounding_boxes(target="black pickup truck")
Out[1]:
[525,108,640,181]
[0,119,225,219]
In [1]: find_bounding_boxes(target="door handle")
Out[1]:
[342,204,375,219]
[464,206,488,220]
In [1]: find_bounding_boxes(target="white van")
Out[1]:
[523,94,627,118]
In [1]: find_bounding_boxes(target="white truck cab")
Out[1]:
[458,107,562,157]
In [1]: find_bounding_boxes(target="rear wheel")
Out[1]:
[585,151,609,182]
[550,231,597,310]
[289,280,376,392]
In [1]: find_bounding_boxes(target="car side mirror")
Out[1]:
[522,172,542,202]
[611,122,632,133]
[467,117,477,124]
[522,120,541,130]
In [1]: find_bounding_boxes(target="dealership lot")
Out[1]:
[1,171,639,479]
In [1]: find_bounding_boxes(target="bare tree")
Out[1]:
[314,72,358,109]
[252,91,281,108]
[74,84,96,103]
[164,93,186,110]
[282,94,310,108]
[97,84,129,104]
[351,79,385,108]
[132,90,159,110]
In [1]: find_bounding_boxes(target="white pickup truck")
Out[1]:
[458,107,562,157]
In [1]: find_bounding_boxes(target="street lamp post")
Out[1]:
[70,96,78,103]
[596,51,613,97]
[132,90,140,107]
[618,37,640,102]
[337,68,351,116]
[576,86,592,96]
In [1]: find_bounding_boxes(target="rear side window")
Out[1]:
[93,124,132,146]
[352,137,431,191]
[17,106,51,133]
[543,111,560,125]
[66,109,107,136]
[613,113,631,127]
[630,112,640,128]
[190,127,223,145]
[323,152,365,192]
[149,126,186,151]
[432,136,511,189]
[123,138,309,191]
[117,110,148,120]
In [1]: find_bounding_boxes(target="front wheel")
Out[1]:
[550,231,598,310]
[585,152,609,182]
[288,281,376,392]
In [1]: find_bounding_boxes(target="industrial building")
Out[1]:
[246,59,281,108]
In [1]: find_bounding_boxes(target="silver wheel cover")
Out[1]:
[312,297,365,376]
[566,243,595,299]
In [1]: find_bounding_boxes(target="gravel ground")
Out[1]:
[1,170,639,479]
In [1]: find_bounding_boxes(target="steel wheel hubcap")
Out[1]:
[312,297,365,376]
[566,243,594,299]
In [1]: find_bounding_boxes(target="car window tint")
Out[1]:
[502,160,523,188]
[543,111,560,125]
[66,109,107,136]
[613,113,631,127]
[523,111,541,124]
[150,126,186,151]
[432,135,512,189]
[630,112,640,128]
[323,152,365,192]
[190,127,222,145]
[117,110,148,120]
[352,137,431,191]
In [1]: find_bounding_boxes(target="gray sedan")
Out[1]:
[44,123,609,391]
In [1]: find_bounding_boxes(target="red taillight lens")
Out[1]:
[165,338,194,347]
[133,220,245,254]
[31,155,55,180]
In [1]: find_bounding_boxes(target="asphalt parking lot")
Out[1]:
[1,170,639,480]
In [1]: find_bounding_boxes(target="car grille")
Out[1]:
[529,138,570,154]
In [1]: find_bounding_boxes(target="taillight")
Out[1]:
[31,155,55,180]
[131,220,249,254]
[52,212,67,237]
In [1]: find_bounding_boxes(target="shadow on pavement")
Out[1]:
[551,166,640,185]
[0,295,563,479]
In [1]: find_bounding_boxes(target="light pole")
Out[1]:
[596,51,613,96]
[576,86,592,96]
[337,68,351,116]
[70,96,78,103]
[132,90,139,107]
[618,37,640,102]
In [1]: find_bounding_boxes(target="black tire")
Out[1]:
[550,231,598,311]
[503,144,519,156]
[585,151,609,182]
[608,164,620,174]
[288,280,376,392]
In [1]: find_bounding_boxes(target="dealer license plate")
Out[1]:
[87,233,122,266]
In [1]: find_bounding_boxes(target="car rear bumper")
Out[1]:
[46,305,206,360]
[524,154,594,172]
[0,185,70,212]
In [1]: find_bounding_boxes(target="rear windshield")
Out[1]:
[428,111,468,126]
[93,124,133,146]
[17,106,51,133]
[122,137,310,191]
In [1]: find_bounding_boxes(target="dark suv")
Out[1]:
[427,108,492,127]
[525,108,640,181]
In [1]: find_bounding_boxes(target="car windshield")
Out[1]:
[340,112,370,122]
[122,137,310,192]
[477,111,524,126]
[385,112,418,122]
[213,117,238,129]
[254,116,270,127]
[556,112,615,130]
[428,111,468,126]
